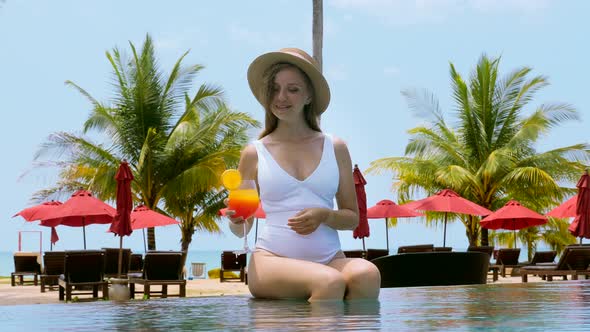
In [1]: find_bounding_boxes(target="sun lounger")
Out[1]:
[129,253,143,273]
[102,247,131,278]
[467,246,499,281]
[397,244,434,254]
[343,250,367,259]
[11,252,41,286]
[129,251,186,299]
[58,250,108,301]
[366,249,389,261]
[220,251,247,283]
[40,251,65,292]
[372,251,489,287]
[434,247,453,252]
[520,251,557,266]
[521,246,590,282]
[493,248,521,277]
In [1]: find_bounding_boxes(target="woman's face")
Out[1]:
[270,67,311,121]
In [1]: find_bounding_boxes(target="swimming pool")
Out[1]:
[2,280,589,331]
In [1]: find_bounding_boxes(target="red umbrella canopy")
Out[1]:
[352,165,369,239]
[569,172,590,239]
[13,200,63,221]
[131,205,179,230]
[481,200,548,230]
[367,199,423,218]
[13,201,62,245]
[547,195,578,218]
[219,204,266,219]
[403,189,492,216]
[109,161,134,237]
[40,190,116,227]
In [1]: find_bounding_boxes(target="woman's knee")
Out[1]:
[346,261,381,290]
[310,270,346,300]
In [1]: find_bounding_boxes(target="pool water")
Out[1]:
[2,281,590,331]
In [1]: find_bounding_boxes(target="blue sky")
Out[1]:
[1,0,588,253]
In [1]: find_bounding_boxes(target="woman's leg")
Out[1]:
[327,256,381,300]
[248,249,346,302]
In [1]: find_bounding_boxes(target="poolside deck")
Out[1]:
[0,278,251,305]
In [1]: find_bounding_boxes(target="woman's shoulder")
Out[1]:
[325,134,348,149]
[241,143,258,159]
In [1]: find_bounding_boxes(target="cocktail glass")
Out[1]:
[228,179,259,255]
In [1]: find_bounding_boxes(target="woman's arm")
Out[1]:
[323,136,359,230]
[287,136,359,234]
[227,144,258,238]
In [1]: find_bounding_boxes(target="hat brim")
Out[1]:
[247,51,330,115]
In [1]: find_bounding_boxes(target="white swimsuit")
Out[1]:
[253,134,341,264]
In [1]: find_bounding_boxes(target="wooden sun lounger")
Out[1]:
[397,244,434,254]
[58,250,108,301]
[102,247,131,278]
[129,251,186,299]
[40,251,65,292]
[220,251,247,283]
[493,248,521,277]
[11,253,41,286]
[521,246,590,282]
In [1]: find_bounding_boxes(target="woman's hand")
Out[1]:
[224,198,246,225]
[287,208,331,235]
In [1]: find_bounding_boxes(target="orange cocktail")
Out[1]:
[228,188,260,219]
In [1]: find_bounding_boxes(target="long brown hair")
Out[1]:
[258,63,322,139]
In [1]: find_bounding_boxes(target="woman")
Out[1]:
[226,48,380,302]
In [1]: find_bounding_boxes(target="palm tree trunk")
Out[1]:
[481,228,489,246]
[466,215,479,246]
[147,227,156,250]
[180,225,195,270]
[312,0,323,72]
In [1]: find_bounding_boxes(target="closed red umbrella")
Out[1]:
[131,205,179,252]
[481,200,548,247]
[109,161,134,237]
[108,161,134,277]
[40,190,116,249]
[546,195,578,218]
[13,200,62,250]
[367,199,423,252]
[352,165,369,250]
[403,189,492,247]
[569,171,590,242]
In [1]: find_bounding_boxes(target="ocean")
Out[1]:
[0,250,226,278]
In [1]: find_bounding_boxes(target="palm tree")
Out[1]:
[368,54,590,247]
[32,34,259,254]
[312,0,323,72]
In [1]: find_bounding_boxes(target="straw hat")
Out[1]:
[247,48,331,114]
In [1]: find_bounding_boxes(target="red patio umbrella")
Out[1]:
[569,171,590,242]
[108,161,134,277]
[403,189,492,247]
[367,199,423,252]
[13,200,62,250]
[352,165,369,250]
[131,205,179,252]
[41,190,116,249]
[481,200,548,248]
[546,195,578,218]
